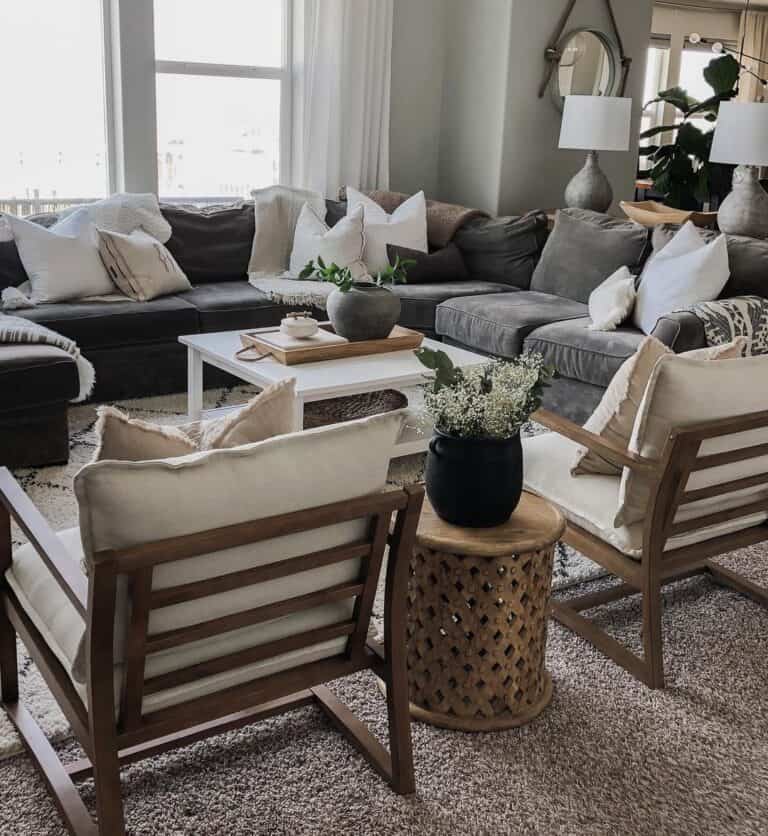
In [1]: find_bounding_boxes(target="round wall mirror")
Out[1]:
[552,29,619,110]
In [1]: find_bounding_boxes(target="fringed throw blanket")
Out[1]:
[0,315,95,401]
[248,277,333,309]
[688,295,768,356]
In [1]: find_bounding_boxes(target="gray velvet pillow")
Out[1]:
[452,211,548,289]
[652,224,768,299]
[530,209,649,303]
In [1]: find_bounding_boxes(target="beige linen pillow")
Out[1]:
[572,337,747,476]
[94,379,296,462]
[615,351,768,528]
[97,227,192,301]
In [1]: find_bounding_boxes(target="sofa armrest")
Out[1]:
[0,468,87,617]
[531,410,658,474]
[651,311,706,353]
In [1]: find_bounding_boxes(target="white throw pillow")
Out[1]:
[288,204,367,278]
[6,209,115,304]
[633,222,730,335]
[346,187,428,275]
[588,266,636,331]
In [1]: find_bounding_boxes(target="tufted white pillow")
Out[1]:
[346,187,427,275]
[288,203,367,278]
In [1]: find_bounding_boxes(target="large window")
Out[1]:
[640,40,671,145]
[154,0,289,201]
[0,1,109,215]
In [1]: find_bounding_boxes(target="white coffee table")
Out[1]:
[179,328,489,457]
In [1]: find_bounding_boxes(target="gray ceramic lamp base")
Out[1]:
[717,165,768,239]
[564,151,613,214]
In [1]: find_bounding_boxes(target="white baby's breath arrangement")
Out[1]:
[415,348,554,440]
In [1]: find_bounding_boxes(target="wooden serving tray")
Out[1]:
[240,323,424,365]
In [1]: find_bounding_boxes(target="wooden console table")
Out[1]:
[405,494,565,731]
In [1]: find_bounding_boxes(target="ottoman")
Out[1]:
[0,345,78,467]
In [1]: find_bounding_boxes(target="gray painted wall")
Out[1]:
[388,0,654,216]
[498,0,654,215]
[389,0,447,197]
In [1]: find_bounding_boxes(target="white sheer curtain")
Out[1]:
[291,0,393,198]
[739,11,768,103]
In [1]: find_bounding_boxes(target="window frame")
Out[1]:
[153,0,293,197]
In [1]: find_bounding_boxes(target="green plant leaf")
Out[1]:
[414,347,463,392]
[703,54,740,96]
[650,86,699,113]
[676,122,710,160]
[299,261,316,280]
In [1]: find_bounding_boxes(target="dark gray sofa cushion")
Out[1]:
[387,243,469,283]
[393,281,516,333]
[524,318,644,388]
[17,296,199,350]
[531,209,649,303]
[651,224,768,299]
[325,199,348,228]
[436,291,588,358]
[452,211,548,289]
[179,281,296,332]
[161,203,255,283]
[0,344,78,411]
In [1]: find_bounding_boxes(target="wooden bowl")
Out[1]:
[620,200,718,229]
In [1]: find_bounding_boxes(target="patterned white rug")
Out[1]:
[3,386,598,760]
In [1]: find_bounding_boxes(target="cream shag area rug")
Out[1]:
[2,388,768,835]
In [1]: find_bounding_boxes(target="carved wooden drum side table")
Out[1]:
[406,493,565,731]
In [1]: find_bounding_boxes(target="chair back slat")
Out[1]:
[119,567,153,731]
[143,621,358,697]
[144,582,365,654]
[149,541,372,610]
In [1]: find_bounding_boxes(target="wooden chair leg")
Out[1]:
[641,579,665,690]
[0,606,18,703]
[385,663,415,795]
[90,747,125,836]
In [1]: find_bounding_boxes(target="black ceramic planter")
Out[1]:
[425,431,523,528]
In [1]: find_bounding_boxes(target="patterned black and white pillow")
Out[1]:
[688,295,768,356]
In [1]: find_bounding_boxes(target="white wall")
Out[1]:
[389,0,447,197]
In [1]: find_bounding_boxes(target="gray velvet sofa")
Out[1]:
[435,208,759,424]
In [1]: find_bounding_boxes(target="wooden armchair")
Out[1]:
[0,413,424,835]
[526,407,768,689]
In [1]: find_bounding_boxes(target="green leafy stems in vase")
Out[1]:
[298,255,415,291]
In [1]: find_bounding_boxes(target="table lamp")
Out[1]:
[710,101,768,238]
[559,96,632,213]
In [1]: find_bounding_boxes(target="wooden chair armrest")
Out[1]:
[0,468,87,618]
[531,410,658,474]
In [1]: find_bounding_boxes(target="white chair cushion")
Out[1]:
[618,353,768,527]
[6,528,351,713]
[523,433,768,559]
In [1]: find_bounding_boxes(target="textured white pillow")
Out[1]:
[588,266,636,331]
[288,204,367,277]
[6,209,115,303]
[346,187,428,275]
[633,222,730,335]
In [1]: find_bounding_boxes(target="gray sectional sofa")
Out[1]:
[3,200,765,467]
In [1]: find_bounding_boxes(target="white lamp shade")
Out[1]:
[559,96,632,152]
[710,102,768,167]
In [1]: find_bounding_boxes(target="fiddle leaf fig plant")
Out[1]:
[639,53,739,209]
